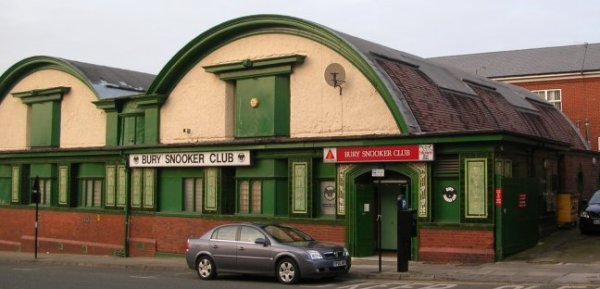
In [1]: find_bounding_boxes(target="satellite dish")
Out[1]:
[324,63,345,95]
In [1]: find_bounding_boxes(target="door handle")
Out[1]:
[239,246,245,251]
[212,244,218,249]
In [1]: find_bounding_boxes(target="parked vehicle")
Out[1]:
[580,190,600,234]
[185,223,351,284]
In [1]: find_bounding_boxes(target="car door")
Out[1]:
[235,225,273,274]
[208,225,239,271]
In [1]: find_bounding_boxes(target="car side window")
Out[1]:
[239,226,264,243]
[211,226,238,241]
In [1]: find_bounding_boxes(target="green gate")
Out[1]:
[495,176,539,260]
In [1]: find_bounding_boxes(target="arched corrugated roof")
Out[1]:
[138,15,588,150]
[0,56,155,100]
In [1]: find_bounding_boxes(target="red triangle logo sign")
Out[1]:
[325,149,335,160]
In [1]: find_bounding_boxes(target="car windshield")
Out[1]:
[590,191,600,204]
[262,225,314,243]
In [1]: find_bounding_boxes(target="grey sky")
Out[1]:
[1,0,599,75]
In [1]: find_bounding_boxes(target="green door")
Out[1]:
[380,183,409,250]
[353,184,375,257]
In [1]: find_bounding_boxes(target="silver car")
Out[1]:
[185,223,351,284]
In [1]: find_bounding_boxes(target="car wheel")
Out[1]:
[196,255,217,280]
[276,258,300,284]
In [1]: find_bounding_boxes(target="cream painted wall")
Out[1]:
[160,33,400,144]
[0,69,106,150]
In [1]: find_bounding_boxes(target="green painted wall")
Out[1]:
[0,165,11,204]
[30,164,56,178]
[433,177,460,223]
[236,159,288,216]
[78,163,105,177]
[158,168,204,212]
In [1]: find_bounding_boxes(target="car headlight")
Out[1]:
[343,248,350,257]
[307,250,323,260]
[581,211,590,218]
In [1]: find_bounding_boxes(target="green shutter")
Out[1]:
[235,76,289,137]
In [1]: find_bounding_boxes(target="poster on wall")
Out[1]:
[320,181,336,216]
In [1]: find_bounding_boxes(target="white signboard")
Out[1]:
[129,151,251,167]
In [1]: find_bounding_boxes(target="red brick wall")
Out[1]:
[127,215,346,256]
[561,153,600,200]
[419,228,495,263]
[511,77,600,150]
[0,208,125,255]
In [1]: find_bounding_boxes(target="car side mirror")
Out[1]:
[255,237,269,246]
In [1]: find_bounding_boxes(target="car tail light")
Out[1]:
[186,239,190,250]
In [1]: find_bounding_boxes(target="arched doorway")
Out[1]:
[345,165,420,257]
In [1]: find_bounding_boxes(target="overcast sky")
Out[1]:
[1,0,599,75]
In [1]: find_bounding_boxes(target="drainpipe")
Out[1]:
[122,151,130,257]
[123,185,130,257]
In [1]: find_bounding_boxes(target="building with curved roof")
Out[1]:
[0,15,596,263]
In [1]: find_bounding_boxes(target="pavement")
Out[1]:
[2,228,599,285]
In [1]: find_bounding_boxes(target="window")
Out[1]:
[238,180,261,214]
[211,226,238,241]
[131,168,155,209]
[183,177,203,213]
[239,226,264,243]
[532,89,562,111]
[33,178,53,206]
[80,179,102,208]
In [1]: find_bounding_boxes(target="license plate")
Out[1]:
[594,220,600,225]
[333,260,346,267]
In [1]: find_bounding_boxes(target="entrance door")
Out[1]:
[354,184,375,256]
[379,183,409,250]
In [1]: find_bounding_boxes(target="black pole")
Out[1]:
[32,176,40,259]
[376,179,382,272]
[34,201,38,259]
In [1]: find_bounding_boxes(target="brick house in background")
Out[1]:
[430,43,600,151]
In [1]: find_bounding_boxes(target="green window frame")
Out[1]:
[12,87,70,148]
[79,178,103,208]
[204,55,305,138]
[131,168,155,210]
[238,179,262,214]
[32,178,52,206]
[183,177,203,213]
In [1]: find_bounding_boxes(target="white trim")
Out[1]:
[494,71,600,83]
